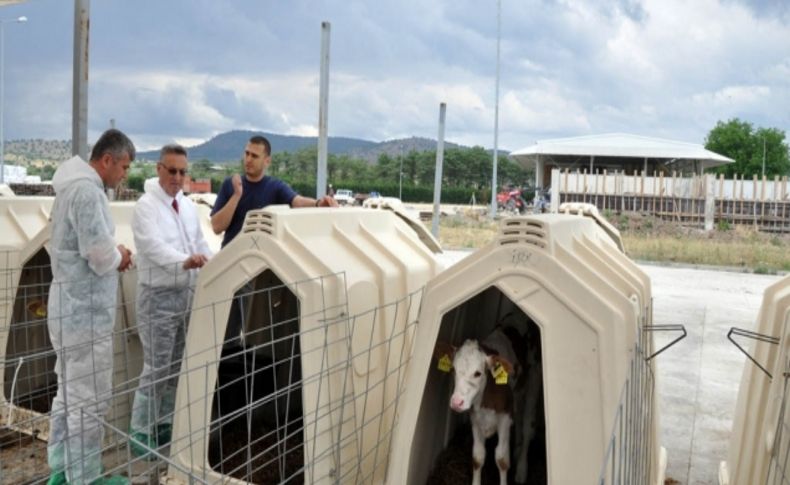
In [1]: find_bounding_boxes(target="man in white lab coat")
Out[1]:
[129,143,212,458]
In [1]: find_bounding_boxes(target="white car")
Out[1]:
[334,189,354,205]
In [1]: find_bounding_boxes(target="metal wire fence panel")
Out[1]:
[598,325,658,485]
[766,356,790,485]
[1,253,423,484]
[166,279,422,484]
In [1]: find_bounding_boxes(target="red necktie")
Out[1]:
[172,198,179,213]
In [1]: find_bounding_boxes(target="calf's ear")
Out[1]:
[487,354,514,375]
[434,342,456,362]
[434,342,457,373]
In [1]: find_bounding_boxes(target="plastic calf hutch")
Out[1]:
[387,214,665,485]
[720,274,790,485]
[1,196,55,434]
[165,205,443,484]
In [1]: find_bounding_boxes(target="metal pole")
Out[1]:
[489,0,502,218]
[431,103,447,238]
[316,21,330,199]
[399,157,403,200]
[762,136,766,177]
[72,0,89,160]
[0,16,27,185]
[1,21,5,184]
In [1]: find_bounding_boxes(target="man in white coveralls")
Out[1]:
[129,143,212,458]
[46,129,135,485]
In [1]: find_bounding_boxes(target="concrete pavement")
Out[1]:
[645,264,781,485]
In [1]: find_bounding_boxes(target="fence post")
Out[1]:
[704,174,715,231]
[551,168,560,213]
[753,175,758,228]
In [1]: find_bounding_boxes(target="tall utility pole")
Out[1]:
[489,0,502,218]
[399,157,403,200]
[0,15,28,184]
[762,136,767,177]
[431,103,447,238]
[72,0,89,160]
[316,21,330,199]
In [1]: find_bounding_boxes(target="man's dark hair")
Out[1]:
[90,129,136,163]
[249,135,271,156]
[159,143,188,161]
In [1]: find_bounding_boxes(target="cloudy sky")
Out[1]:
[1,0,788,151]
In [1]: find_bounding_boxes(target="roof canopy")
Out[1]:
[510,133,734,172]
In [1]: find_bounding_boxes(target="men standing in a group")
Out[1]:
[47,129,135,485]
[210,135,337,247]
[129,143,212,459]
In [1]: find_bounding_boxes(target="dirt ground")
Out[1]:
[603,210,786,242]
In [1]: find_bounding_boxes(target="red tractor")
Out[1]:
[496,187,527,214]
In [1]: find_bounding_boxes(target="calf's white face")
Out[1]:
[449,340,488,412]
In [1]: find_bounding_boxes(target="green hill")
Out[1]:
[137,130,378,162]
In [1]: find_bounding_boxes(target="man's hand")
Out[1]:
[117,244,133,272]
[183,253,209,270]
[232,174,243,197]
[316,195,339,207]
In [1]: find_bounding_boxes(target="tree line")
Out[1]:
[126,145,531,204]
[28,118,790,204]
[705,118,789,177]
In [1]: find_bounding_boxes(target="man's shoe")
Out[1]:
[156,423,172,446]
[129,431,158,460]
[46,471,66,485]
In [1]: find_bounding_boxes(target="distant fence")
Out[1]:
[551,169,790,232]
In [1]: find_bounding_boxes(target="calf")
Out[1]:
[435,327,521,485]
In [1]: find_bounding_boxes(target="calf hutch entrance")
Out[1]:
[388,214,665,485]
[207,268,304,483]
[167,206,442,484]
[1,198,55,428]
[426,286,547,485]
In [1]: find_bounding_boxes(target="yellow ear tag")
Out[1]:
[27,300,47,318]
[492,363,508,385]
[437,354,453,373]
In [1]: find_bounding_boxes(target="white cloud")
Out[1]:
[2,0,789,152]
[691,85,772,107]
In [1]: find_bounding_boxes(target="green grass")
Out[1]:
[622,233,790,272]
[428,211,790,274]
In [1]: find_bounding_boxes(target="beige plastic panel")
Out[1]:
[0,184,15,197]
[362,197,442,254]
[720,274,790,485]
[558,201,625,253]
[0,197,221,439]
[387,214,663,485]
[166,205,443,485]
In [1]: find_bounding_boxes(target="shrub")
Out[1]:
[717,220,731,231]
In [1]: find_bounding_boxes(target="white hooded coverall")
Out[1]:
[47,156,123,485]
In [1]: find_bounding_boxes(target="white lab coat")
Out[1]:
[132,178,212,288]
[129,178,212,444]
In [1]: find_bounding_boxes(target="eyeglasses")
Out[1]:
[160,165,187,176]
